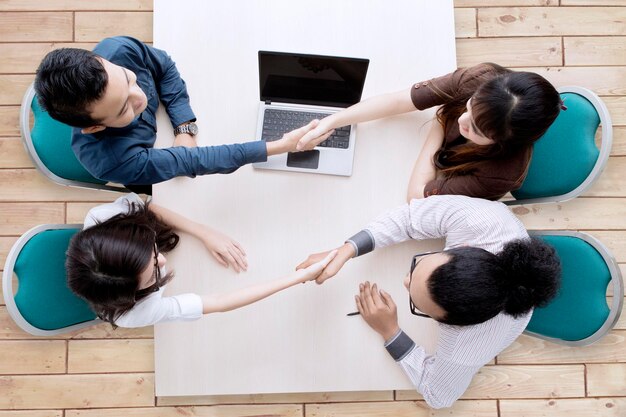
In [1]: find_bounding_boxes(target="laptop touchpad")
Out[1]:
[286,150,320,170]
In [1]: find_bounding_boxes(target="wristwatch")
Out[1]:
[174,122,198,136]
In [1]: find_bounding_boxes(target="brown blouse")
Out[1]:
[410,63,531,201]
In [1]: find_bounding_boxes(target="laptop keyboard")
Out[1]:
[261,109,351,149]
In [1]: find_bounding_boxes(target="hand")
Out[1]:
[173,133,197,148]
[355,281,400,342]
[296,243,355,284]
[296,117,336,151]
[266,119,334,155]
[294,250,338,283]
[200,226,247,272]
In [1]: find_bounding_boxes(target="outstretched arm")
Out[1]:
[202,251,337,313]
[296,89,417,151]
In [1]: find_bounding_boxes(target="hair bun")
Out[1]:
[498,238,561,317]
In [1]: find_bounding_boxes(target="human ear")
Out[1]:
[81,125,106,134]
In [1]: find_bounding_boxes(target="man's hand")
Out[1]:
[266,119,334,156]
[296,243,355,284]
[355,281,400,342]
[173,133,197,148]
[295,117,336,151]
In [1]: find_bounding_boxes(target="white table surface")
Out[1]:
[153,0,457,396]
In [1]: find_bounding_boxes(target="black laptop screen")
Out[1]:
[259,51,369,108]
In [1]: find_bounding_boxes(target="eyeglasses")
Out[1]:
[135,243,161,299]
[408,251,441,319]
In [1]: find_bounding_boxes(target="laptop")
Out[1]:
[253,51,369,176]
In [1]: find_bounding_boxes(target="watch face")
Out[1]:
[188,123,198,135]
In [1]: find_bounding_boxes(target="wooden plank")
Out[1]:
[0,106,20,137]
[66,202,107,224]
[0,236,18,269]
[497,332,626,364]
[0,12,73,42]
[585,157,626,198]
[510,66,626,96]
[478,7,626,37]
[0,412,62,417]
[562,0,626,5]
[0,75,32,106]
[456,37,562,67]
[565,37,626,66]
[0,43,97,74]
[305,400,498,417]
[75,12,153,43]
[0,203,64,235]
[0,307,153,340]
[0,340,65,374]
[0,138,33,169]
[68,340,154,373]
[587,364,626,396]
[0,170,118,202]
[455,0,557,5]
[604,96,626,125]
[66,405,303,417]
[612,127,626,156]
[512,198,626,230]
[455,8,477,38]
[500,398,626,417]
[0,373,154,409]
[395,365,584,400]
[0,0,152,10]
[157,391,394,406]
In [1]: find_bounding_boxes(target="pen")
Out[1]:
[346,311,360,316]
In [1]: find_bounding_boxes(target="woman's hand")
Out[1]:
[296,117,336,151]
[355,281,400,342]
[294,250,339,283]
[296,243,355,284]
[200,226,248,272]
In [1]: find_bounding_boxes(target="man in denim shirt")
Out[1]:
[35,37,327,193]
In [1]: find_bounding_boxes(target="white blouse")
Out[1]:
[83,193,203,328]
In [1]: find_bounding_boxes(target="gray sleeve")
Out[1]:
[384,329,416,361]
[345,229,375,257]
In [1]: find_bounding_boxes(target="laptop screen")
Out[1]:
[259,51,369,108]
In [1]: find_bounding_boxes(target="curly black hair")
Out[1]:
[428,237,561,326]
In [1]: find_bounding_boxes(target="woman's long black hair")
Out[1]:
[66,201,179,326]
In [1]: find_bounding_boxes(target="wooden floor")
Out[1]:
[0,0,625,416]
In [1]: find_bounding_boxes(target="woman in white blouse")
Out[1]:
[66,193,336,328]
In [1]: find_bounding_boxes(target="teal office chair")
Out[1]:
[505,86,612,205]
[2,224,100,336]
[526,231,623,346]
[20,83,128,192]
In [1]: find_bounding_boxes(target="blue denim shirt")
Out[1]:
[71,36,267,185]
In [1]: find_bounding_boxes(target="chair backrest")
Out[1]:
[506,86,612,205]
[20,83,127,192]
[526,231,623,346]
[2,224,100,336]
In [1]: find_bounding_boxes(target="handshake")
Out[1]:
[296,243,356,284]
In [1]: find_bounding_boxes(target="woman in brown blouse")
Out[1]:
[295,63,563,201]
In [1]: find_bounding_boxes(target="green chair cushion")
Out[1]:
[30,97,107,185]
[13,228,96,331]
[527,235,611,341]
[512,92,600,200]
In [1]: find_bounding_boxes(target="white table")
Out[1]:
[153,0,457,396]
